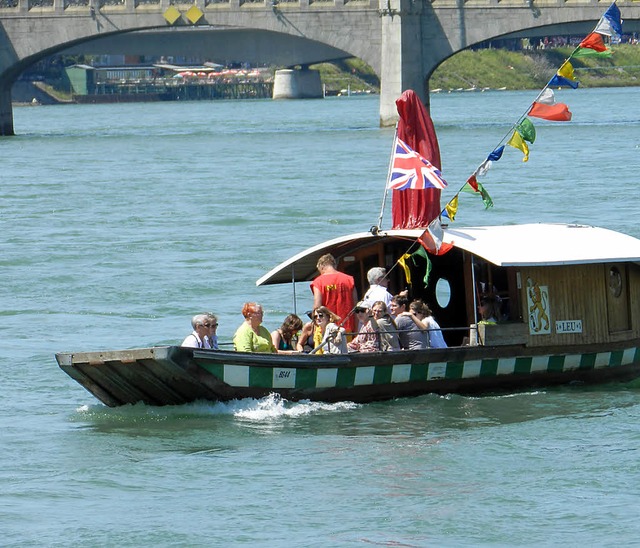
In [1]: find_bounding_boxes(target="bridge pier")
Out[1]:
[0,87,14,136]
[273,68,323,99]
[379,0,429,126]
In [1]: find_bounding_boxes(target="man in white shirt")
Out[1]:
[181,314,210,348]
[362,267,393,308]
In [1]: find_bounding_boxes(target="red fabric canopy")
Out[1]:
[392,90,442,229]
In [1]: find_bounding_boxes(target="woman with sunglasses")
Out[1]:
[347,303,380,353]
[181,313,212,349]
[204,312,219,350]
[233,302,277,353]
[310,306,347,354]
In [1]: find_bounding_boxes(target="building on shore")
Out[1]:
[64,63,274,103]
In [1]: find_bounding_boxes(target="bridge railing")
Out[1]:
[0,0,376,11]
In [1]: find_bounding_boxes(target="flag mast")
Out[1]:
[375,124,399,232]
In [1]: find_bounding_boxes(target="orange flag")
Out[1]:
[579,32,608,52]
[528,102,572,122]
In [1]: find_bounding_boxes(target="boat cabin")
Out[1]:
[257,223,640,349]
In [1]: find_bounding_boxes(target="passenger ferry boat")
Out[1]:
[56,86,640,407]
[56,220,640,407]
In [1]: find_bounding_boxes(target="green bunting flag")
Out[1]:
[516,118,536,144]
[410,245,432,288]
[462,179,493,209]
[456,2,621,218]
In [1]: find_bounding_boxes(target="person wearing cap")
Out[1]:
[361,267,393,309]
[347,302,380,353]
[310,253,357,334]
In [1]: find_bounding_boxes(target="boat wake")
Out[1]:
[230,393,360,421]
[74,393,360,424]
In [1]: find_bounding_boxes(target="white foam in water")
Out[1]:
[231,393,359,420]
[75,394,359,423]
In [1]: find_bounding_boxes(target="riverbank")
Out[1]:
[429,44,640,91]
[312,44,640,93]
[13,45,640,105]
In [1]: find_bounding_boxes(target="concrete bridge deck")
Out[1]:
[1,0,639,134]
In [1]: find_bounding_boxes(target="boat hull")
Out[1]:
[56,342,640,407]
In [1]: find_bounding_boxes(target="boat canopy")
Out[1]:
[256,223,640,286]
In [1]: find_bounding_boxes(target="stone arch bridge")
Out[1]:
[0,0,638,134]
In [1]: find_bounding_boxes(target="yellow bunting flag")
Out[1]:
[558,60,576,82]
[445,195,459,222]
[508,131,529,162]
[398,253,412,286]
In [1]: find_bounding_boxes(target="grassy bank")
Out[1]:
[430,44,640,90]
[315,44,640,92]
[310,58,380,94]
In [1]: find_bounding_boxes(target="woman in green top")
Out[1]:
[233,302,277,353]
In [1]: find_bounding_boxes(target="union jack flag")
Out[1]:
[387,137,448,190]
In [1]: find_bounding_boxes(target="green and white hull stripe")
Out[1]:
[197,347,640,390]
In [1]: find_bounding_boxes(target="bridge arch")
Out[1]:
[63,27,360,69]
[1,0,639,134]
[423,17,638,84]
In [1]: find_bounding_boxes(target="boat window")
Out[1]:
[609,266,623,298]
[435,277,451,308]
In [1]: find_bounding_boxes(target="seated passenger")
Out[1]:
[348,302,380,353]
[396,301,430,350]
[421,302,448,348]
[310,306,347,354]
[204,312,219,350]
[181,313,211,349]
[296,321,315,353]
[271,314,303,352]
[296,311,317,353]
[370,301,400,351]
[478,294,501,324]
[388,291,410,319]
[233,302,277,353]
[396,300,447,350]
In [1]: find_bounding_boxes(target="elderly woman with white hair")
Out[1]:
[181,313,213,349]
[361,266,393,308]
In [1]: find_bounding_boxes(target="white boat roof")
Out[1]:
[256,223,640,286]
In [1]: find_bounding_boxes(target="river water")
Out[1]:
[2,88,640,545]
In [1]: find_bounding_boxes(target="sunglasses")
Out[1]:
[314,313,326,319]
[203,323,218,328]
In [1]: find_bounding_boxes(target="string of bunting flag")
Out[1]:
[439,1,623,225]
[383,1,624,291]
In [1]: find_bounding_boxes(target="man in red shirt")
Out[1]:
[311,253,358,334]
